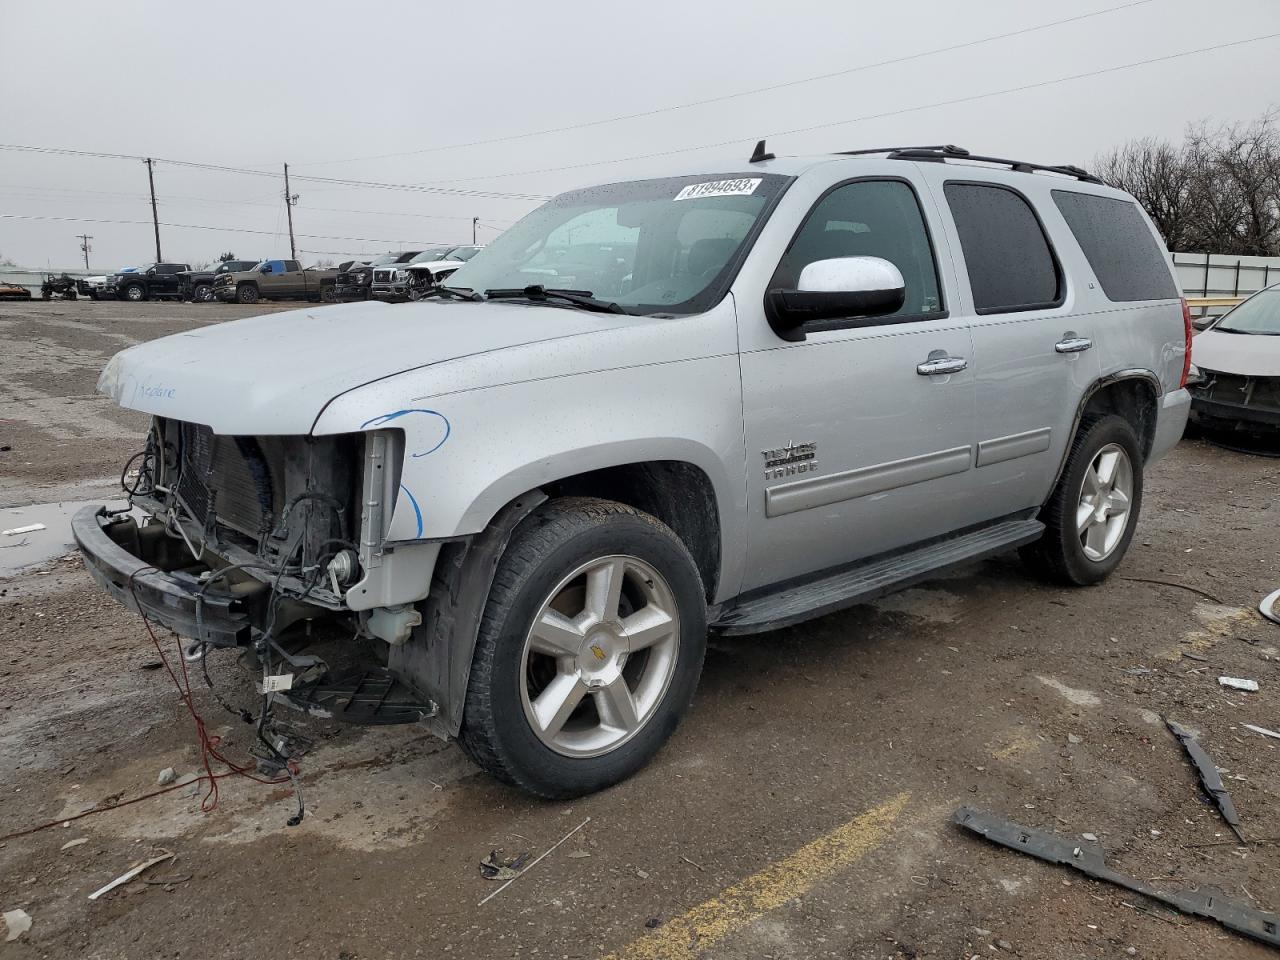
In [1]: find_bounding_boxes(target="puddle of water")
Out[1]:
[0,498,132,576]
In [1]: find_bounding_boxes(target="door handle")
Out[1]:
[1055,337,1093,354]
[916,356,968,376]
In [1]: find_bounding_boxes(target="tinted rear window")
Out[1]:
[1052,190,1178,302]
[944,182,1061,313]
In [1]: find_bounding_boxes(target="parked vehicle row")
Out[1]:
[336,245,483,301]
[211,259,338,304]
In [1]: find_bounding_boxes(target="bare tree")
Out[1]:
[1097,109,1280,256]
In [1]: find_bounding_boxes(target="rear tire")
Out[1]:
[459,498,707,798]
[1021,414,1143,586]
[236,283,259,304]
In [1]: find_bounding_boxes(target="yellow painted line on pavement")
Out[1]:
[601,791,910,960]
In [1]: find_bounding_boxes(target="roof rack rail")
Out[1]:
[882,147,1104,185]
[835,144,971,158]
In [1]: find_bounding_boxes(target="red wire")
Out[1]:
[0,565,301,844]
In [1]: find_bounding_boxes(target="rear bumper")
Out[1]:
[72,506,251,646]
[1150,388,1192,461]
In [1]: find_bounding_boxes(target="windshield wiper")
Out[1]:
[483,285,625,314]
[432,285,481,301]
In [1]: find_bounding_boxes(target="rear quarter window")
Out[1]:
[1051,190,1179,302]
[944,182,1062,314]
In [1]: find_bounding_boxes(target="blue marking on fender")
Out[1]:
[359,408,451,458]
[400,484,424,538]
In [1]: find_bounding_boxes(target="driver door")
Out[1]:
[738,177,978,591]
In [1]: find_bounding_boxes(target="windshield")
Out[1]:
[367,254,400,266]
[1215,287,1280,335]
[408,247,453,264]
[445,173,790,315]
[448,245,482,261]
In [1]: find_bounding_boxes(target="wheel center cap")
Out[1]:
[578,629,624,685]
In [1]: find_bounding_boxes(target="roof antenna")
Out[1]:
[749,139,775,164]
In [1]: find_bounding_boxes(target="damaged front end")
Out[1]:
[74,417,437,724]
[1188,368,1280,434]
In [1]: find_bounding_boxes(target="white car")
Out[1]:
[1188,283,1280,435]
[372,245,484,301]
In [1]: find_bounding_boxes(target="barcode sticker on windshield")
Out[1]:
[673,178,762,201]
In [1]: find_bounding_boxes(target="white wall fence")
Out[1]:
[1173,252,1280,300]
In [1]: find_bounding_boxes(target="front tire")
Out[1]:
[192,283,212,302]
[236,283,259,304]
[123,283,145,302]
[459,498,707,798]
[1021,414,1143,585]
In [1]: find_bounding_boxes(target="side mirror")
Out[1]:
[146,267,157,276]
[766,256,906,341]
[260,265,272,274]
[1191,315,1216,331]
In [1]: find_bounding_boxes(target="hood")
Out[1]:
[1193,328,1280,378]
[406,259,464,275]
[98,299,633,434]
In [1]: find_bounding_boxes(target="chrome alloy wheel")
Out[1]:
[520,555,680,758]
[1077,442,1133,562]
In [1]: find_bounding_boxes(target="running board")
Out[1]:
[713,518,1044,635]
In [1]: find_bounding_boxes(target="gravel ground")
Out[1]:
[1,300,1278,959]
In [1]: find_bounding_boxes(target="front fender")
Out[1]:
[313,354,748,604]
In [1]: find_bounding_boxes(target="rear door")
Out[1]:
[916,168,1102,520]
[737,175,978,591]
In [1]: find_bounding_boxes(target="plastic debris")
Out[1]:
[87,850,175,901]
[953,808,1280,947]
[60,837,88,851]
[156,767,176,786]
[1242,723,1280,740]
[477,816,591,907]
[1220,677,1259,692]
[479,849,530,882]
[1260,587,1280,626]
[1,523,45,537]
[3,909,32,942]
[1167,720,1247,843]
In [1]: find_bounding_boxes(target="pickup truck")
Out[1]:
[104,262,193,302]
[336,251,422,300]
[78,267,138,300]
[179,260,259,302]
[212,259,339,304]
[76,144,1192,800]
[372,245,484,301]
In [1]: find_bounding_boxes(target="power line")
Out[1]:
[0,144,550,202]
[0,213,453,246]
[418,30,1280,186]
[293,0,1156,169]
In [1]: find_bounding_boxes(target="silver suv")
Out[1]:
[75,143,1191,799]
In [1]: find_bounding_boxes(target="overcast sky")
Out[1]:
[2,0,1278,270]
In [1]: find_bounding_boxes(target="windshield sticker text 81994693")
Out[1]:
[673,178,762,201]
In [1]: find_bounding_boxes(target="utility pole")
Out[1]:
[472,217,478,245]
[144,158,162,262]
[76,234,93,271]
[283,162,298,260]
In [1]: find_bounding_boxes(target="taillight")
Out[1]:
[1179,297,1193,388]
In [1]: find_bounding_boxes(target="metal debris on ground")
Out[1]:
[1165,720,1247,843]
[479,849,530,882]
[951,808,1280,948]
[1219,677,1260,692]
[1181,651,1209,662]
[1261,587,1280,626]
[3,908,32,942]
[477,816,591,907]
[1242,723,1280,740]
[1,523,45,536]
[87,849,176,901]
